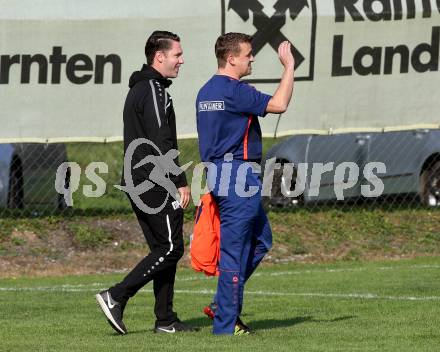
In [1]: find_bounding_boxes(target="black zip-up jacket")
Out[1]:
[121,64,187,192]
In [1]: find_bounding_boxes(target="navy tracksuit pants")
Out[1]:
[207,159,272,334]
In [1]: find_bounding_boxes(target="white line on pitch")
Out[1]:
[176,264,440,281]
[0,286,439,301]
[0,264,438,286]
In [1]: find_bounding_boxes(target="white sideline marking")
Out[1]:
[1,264,439,302]
[177,264,440,281]
[0,286,439,302]
[17,264,435,285]
[255,264,440,278]
[0,264,438,287]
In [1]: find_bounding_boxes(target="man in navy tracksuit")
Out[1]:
[196,33,295,335]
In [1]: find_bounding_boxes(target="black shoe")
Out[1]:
[95,290,127,335]
[236,316,250,331]
[235,316,251,334]
[154,319,199,333]
[234,323,251,335]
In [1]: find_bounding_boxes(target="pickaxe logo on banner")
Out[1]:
[228,0,309,70]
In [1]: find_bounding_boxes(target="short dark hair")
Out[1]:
[215,32,252,68]
[145,31,180,65]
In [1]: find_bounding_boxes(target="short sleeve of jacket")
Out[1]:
[232,82,272,117]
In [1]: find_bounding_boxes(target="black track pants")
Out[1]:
[109,192,184,326]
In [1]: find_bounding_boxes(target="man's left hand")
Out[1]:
[178,186,190,209]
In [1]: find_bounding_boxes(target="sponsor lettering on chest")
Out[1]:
[199,101,225,112]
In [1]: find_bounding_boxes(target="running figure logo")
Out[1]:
[116,138,192,214]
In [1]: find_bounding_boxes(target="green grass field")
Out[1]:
[2,139,440,351]
[2,257,440,351]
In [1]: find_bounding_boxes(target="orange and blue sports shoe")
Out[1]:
[203,302,217,320]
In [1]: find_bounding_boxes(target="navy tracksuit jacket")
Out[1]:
[196,75,273,334]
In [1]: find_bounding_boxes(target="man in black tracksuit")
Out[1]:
[96,31,196,334]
